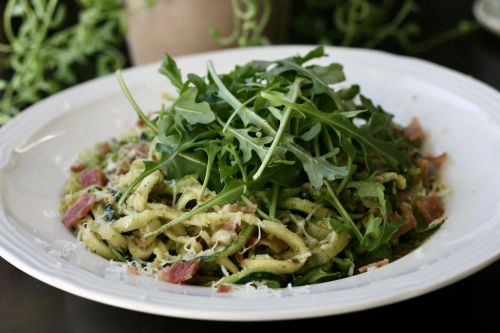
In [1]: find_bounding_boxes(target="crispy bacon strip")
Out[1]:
[99,142,110,155]
[80,167,106,188]
[61,193,95,227]
[416,153,447,185]
[162,260,200,284]
[216,284,232,293]
[416,193,444,224]
[404,119,425,141]
[358,259,390,273]
[70,163,86,173]
[392,203,417,241]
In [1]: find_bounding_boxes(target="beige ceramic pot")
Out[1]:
[125,0,290,65]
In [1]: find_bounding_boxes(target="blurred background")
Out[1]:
[0,0,499,125]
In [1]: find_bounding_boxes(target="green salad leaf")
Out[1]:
[159,54,183,89]
[113,47,441,280]
[174,88,216,124]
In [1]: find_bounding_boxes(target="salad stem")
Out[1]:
[325,181,363,241]
[116,70,158,135]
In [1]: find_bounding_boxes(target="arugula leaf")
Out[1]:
[275,59,344,110]
[208,61,278,136]
[347,181,387,216]
[223,125,273,163]
[174,87,216,124]
[360,213,383,249]
[260,93,410,168]
[197,143,221,200]
[339,85,360,100]
[347,181,405,251]
[300,122,322,141]
[253,78,301,180]
[157,114,182,150]
[187,73,207,94]
[329,218,351,234]
[360,213,404,251]
[113,47,434,277]
[250,163,302,189]
[286,143,347,189]
[291,46,326,65]
[324,181,363,241]
[116,70,158,135]
[308,63,346,85]
[159,54,183,89]
[218,146,241,183]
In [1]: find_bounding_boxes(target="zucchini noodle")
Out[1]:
[60,134,351,285]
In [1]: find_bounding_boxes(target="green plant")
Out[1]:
[291,0,478,51]
[211,0,477,51]
[0,0,127,125]
[210,0,272,47]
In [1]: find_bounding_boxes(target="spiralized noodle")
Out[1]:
[60,132,354,286]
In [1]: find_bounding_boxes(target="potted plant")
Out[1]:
[125,0,290,64]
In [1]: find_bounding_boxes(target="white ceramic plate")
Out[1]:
[0,46,499,321]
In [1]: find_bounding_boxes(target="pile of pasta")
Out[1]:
[60,138,350,286]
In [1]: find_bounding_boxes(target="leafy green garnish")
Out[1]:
[174,88,215,124]
[115,47,427,264]
[116,70,158,134]
[159,54,183,90]
[347,181,387,217]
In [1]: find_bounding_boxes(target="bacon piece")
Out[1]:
[234,251,244,263]
[358,259,390,273]
[396,191,416,208]
[162,260,200,284]
[416,153,447,185]
[424,153,447,176]
[392,203,417,241]
[416,193,444,224]
[70,163,86,173]
[217,284,232,293]
[137,112,154,127]
[61,193,96,227]
[424,153,447,167]
[128,266,141,275]
[404,119,425,141]
[100,142,110,155]
[116,143,148,174]
[80,167,106,188]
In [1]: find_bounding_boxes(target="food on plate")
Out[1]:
[60,47,446,287]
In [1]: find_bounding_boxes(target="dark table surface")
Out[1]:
[1,6,500,332]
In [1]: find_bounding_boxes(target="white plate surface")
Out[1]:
[0,46,499,321]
